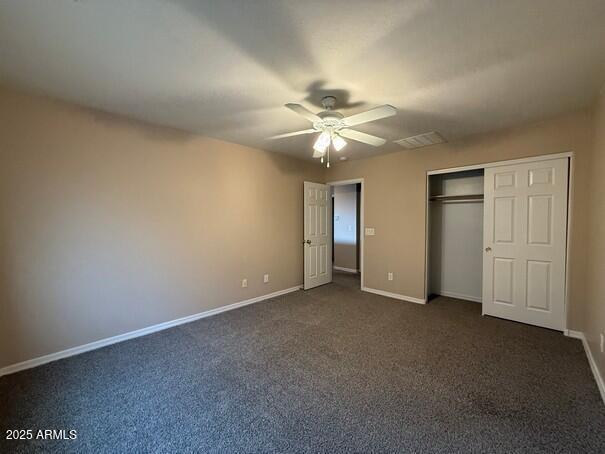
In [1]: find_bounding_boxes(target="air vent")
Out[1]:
[395,131,446,149]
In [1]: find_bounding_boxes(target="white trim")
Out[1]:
[564,154,574,330]
[424,174,430,301]
[333,266,359,273]
[435,291,482,303]
[426,151,573,175]
[0,285,302,377]
[326,178,364,186]
[327,178,364,289]
[564,330,605,405]
[564,329,583,339]
[362,286,426,304]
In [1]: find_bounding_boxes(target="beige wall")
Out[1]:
[329,110,594,331]
[585,88,605,381]
[0,86,324,368]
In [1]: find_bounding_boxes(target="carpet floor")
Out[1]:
[1,271,604,453]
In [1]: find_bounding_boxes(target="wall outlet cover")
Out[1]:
[263,274,269,283]
[600,333,604,353]
[388,272,393,281]
[242,279,247,288]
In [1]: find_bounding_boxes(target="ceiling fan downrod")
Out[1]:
[321,95,336,111]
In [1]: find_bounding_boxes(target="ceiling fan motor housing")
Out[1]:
[315,109,345,131]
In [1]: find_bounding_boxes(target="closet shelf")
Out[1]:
[429,193,484,203]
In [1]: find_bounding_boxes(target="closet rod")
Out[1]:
[429,194,484,203]
[433,199,484,204]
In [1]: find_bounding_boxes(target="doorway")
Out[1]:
[329,179,364,289]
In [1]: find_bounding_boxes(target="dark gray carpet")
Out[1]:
[1,271,604,453]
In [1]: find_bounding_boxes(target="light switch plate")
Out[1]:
[365,227,375,236]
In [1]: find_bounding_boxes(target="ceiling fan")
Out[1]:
[268,96,397,167]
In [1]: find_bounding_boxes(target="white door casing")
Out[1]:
[304,182,332,290]
[482,158,569,330]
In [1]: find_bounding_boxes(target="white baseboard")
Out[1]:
[333,266,359,273]
[564,329,605,405]
[564,329,583,339]
[435,290,482,303]
[362,286,426,304]
[0,285,302,378]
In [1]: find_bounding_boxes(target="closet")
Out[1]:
[426,155,570,331]
[428,169,484,303]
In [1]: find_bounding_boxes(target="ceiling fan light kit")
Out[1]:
[313,131,331,153]
[269,96,397,167]
[332,134,347,151]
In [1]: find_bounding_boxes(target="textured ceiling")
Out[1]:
[1,0,604,161]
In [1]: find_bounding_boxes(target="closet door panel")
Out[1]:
[482,158,568,331]
[493,197,515,244]
[493,258,515,306]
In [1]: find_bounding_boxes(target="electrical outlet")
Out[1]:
[241,278,247,288]
[387,272,393,281]
[600,333,604,353]
[263,274,269,283]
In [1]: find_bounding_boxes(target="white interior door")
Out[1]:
[304,181,332,290]
[482,158,569,330]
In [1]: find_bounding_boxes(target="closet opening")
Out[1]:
[427,169,484,304]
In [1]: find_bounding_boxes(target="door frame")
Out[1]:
[326,178,365,288]
[424,151,574,330]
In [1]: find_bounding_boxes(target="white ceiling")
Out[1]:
[1,0,604,161]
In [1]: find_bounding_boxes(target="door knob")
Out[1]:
[485,246,492,252]
[302,240,311,245]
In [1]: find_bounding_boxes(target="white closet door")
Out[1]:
[482,158,568,330]
[304,181,332,290]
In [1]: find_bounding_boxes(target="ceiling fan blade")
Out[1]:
[268,129,316,140]
[343,105,397,127]
[339,129,386,146]
[285,103,321,123]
